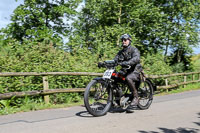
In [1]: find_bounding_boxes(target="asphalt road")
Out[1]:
[0,90,200,133]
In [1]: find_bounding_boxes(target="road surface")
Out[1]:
[0,90,200,133]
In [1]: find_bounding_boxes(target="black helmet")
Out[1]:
[120,34,132,41]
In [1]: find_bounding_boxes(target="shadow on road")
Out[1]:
[75,106,140,117]
[138,112,200,133]
[139,127,199,133]
[75,111,94,118]
[194,112,200,126]
[139,128,200,133]
[109,106,141,113]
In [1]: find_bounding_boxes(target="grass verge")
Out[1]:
[155,82,200,96]
[0,99,84,115]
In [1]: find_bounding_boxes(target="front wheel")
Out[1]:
[84,79,112,117]
[137,79,154,110]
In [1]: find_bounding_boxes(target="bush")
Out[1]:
[142,53,172,86]
[142,53,172,75]
[0,40,99,105]
[171,62,185,73]
[0,38,120,107]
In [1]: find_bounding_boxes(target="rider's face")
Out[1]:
[122,39,130,47]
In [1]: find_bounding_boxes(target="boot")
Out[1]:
[130,93,139,107]
[126,77,139,107]
[126,94,139,112]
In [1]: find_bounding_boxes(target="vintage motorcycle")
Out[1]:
[84,60,155,117]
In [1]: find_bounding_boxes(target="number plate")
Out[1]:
[103,69,115,79]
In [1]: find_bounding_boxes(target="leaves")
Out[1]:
[70,0,200,60]
[3,0,82,43]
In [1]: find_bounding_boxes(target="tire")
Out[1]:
[137,79,154,110]
[84,79,112,117]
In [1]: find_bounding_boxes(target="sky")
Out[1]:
[0,0,23,28]
[0,0,200,55]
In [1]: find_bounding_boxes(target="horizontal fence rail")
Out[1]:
[0,72,103,77]
[0,71,200,103]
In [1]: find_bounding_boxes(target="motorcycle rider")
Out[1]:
[114,34,142,107]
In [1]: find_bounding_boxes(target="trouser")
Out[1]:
[125,71,140,97]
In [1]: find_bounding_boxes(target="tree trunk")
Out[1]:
[117,0,122,46]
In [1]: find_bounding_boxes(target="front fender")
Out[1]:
[93,77,106,81]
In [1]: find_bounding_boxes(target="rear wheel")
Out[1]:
[84,79,112,117]
[137,79,153,109]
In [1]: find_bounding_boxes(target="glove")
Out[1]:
[98,62,105,68]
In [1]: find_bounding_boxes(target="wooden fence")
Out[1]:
[0,71,200,103]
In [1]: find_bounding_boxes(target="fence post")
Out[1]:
[199,73,200,80]
[165,78,168,92]
[43,76,49,104]
[184,75,187,88]
[192,74,195,81]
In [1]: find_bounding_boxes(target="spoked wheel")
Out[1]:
[137,79,154,110]
[84,79,112,117]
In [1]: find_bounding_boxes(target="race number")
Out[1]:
[103,69,115,79]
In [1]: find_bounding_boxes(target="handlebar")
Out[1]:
[98,60,131,69]
[98,60,116,68]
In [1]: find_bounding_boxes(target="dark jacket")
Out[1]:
[114,45,142,74]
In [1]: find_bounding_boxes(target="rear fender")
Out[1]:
[146,78,157,92]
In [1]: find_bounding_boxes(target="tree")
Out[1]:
[152,0,200,70]
[69,0,167,55]
[3,0,81,44]
[69,0,164,57]
[152,0,200,57]
[69,0,200,66]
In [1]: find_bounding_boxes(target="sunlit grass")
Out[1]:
[0,99,84,115]
[192,54,200,71]
[156,82,200,96]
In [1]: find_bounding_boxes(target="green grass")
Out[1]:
[156,54,200,95]
[156,82,200,96]
[192,54,200,71]
[0,99,84,115]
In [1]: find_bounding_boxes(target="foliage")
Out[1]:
[2,0,81,43]
[0,40,95,105]
[70,0,164,56]
[142,53,172,75]
[157,82,200,96]
[153,0,200,56]
[71,0,200,61]
[0,38,119,106]
[191,54,200,71]
[142,52,172,85]
[170,62,185,73]
[167,46,194,72]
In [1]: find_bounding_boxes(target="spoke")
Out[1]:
[99,98,108,100]
[91,102,105,112]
